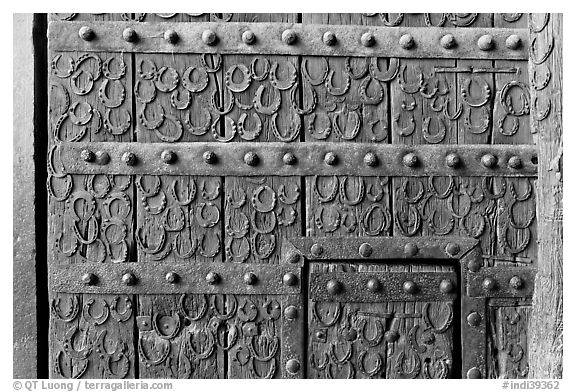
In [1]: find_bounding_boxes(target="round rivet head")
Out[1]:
[284,305,298,320]
[122,152,137,166]
[242,30,256,45]
[445,242,460,256]
[285,359,301,374]
[315,330,325,340]
[384,330,400,343]
[244,151,259,166]
[122,272,137,286]
[467,311,482,327]
[283,152,297,166]
[467,367,482,379]
[79,26,95,41]
[203,150,217,164]
[95,151,110,165]
[439,279,455,294]
[366,278,381,293]
[287,253,301,264]
[164,29,179,44]
[323,31,337,46]
[161,150,176,164]
[205,271,220,285]
[310,243,324,257]
[509,276,523,290]
[477,34,494,51]
[165,271,179,284]
[283,272,298,287]
[468,258,482,272]
[403,280,418,294]
[481,153,498,168]
[482,277,497,291]
[364,152,378,167]
[404,243,419,257]
[244,272,257,286]
[282,29,297,45]
[82,273,97,286]
[508,155,522,169]
[399,34,415,49]
[440,34,456,49]
[202,29,217,45]
[361,32,375,47]
[402,152,418,168]
[324,151,337,166]
[81,149,95,163]
[506,34,522,50]
[327,279,344,295]
[122,27,138,43]
[359,243,373,258]
[445,153,461,168]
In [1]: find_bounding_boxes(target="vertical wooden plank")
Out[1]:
[528,13,563,379]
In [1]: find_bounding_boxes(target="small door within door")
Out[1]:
[308,262,458,379]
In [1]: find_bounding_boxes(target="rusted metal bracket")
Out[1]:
[49,21,528,60]
[56,142,538,177]
[467,267,536,298]
[49,261,301,295]
[309,270,457,302]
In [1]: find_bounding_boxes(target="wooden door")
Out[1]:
[46,12,537,379]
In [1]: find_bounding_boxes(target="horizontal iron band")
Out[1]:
[285,236,478,262]
[49,21,528,60]
[467,267,535,298]
[49,261,301,295]
[310,271,458,302]
[57,142,538,177]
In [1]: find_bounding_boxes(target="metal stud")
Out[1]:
[283,152,297,166]
[203,150,217,164]
[81,273,97,286]
[79,26,95,41]
[402,152,418,168]
[161,150,176,164]
[122,272,137,286]
[324,151,337,166]
[440,34,456,49]
[481,153,497,168]
[283,272,298,287]
[359,243,373,258]
[282,29,297,45]
[466,367,482,379]
[243,151,259,166]
[285,359,301,374]
[361,32,375,47]
[445,242,460,256]
[202,29,217,45]
[244,272,257,286]
[445,153,461,168]
[122,152,137,166]
[468,258,482,272]
[403,280,418,294]
[287,252,301,264]
[164,29,179,44]
[363,152,378,167]
[384,330,400,343]
[122,28,138,43]
[310,243,324,257]
[242,30,256,45]
[439,279,455,294]
[205,271,220,285]
[506,34,522,50]
[95,151,110,165]
[482,277,497,291]
[326,279,343,295]
[399,34,415,49]
[323,31,337,46]
[366,278,381,293]
[81,149,95,163]
[477,34,494,51]
[508,155,522,169]
[467,311,482,327]
[509,275,523,290]
[404,243,419,257]
[165,271,179,284]
[284,305,298,320]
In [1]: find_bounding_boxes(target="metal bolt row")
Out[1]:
[309,242,461,258]
[81,149,529,170]
[325,278,455,295]
[78,26,523,52]
[482,275,524,291]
